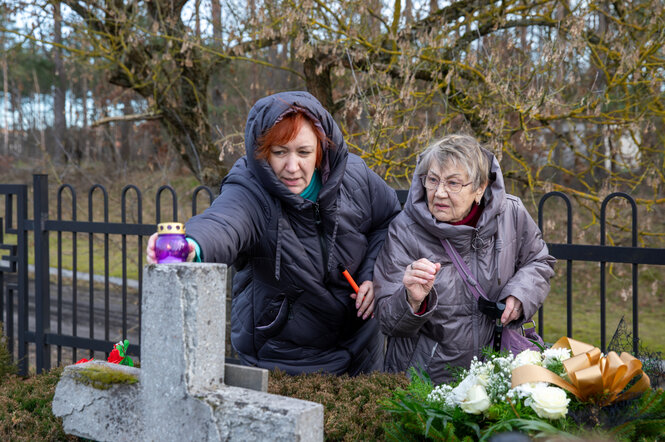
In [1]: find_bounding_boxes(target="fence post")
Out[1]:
[33,174,51,373]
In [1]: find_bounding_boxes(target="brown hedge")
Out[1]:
[269,369,409,441]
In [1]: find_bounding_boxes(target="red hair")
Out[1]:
[255,111,326,167]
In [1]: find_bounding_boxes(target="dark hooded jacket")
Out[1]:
[374,149,555,384]
[185,91,401,375]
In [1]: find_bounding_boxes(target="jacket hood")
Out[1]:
[244,91,348,208]
[404,147,507,241]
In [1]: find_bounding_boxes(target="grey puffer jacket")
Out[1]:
[185,91,401,375]
[374,150,555,384]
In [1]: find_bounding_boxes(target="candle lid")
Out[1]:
[157,222,185,234]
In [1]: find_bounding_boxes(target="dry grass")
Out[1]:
[269,369,409,441]
[0,367,77,441]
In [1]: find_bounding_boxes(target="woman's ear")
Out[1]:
[476,181,488,204]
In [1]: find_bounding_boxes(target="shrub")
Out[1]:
[0,324,17,380]
[0,367,77,441]
[269,369,409,441]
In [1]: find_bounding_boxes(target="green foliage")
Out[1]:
[606,390,665,440]
[0,43,55,95]
[382,368,473,440]
[0,367,77,441]
[0,325,17,380]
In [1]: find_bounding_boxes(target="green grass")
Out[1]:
[0,367,77,441]
[542,262,665,354]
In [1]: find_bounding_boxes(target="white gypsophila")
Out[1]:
[467,357,485,377]
[542,347,571,367]
[526,385,570,420]
[468,357,491,387]
[427,384,453,404]
[484,355,514,402]
[508,381,549,400]
[512,350,543,368]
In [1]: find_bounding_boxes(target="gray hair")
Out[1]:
[415,134,489,191]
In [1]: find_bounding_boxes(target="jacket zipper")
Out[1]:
[313,202,328,274]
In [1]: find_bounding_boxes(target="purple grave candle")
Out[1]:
[155,222,189,263]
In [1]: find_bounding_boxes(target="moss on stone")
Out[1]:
[73,365,138,390]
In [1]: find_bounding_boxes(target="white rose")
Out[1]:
[450,374,477,406]
[513,350,542,368]
[476,371,489,387]
[529,386,570,419]
[542,347,571,367]
[460,384,491,415]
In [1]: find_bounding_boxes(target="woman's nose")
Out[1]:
[285,154,299,172]
[434,183,449,197]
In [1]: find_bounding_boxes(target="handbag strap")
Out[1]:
[440,238,489,301]
[442,238,505,352]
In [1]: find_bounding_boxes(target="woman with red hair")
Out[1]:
[147,91,400,376]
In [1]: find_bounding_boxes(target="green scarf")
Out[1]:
[300,169,322,202]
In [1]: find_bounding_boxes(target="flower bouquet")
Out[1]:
[382,337,665,441]
[75,339,134,366]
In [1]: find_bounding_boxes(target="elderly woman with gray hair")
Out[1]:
[374,134,555,384]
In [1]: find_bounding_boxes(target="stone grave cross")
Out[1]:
[52,263,324,441]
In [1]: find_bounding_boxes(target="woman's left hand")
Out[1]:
[351,281,374,320]
[501,295,523,325]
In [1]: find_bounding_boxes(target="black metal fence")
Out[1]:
[0,177,663,375]
[0,174,216,374]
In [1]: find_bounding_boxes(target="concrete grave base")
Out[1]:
[52,361,141,440]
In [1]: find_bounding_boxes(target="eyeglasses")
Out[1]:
[420,175,472,193]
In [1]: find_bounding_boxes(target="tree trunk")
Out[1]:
[403,0,413,25]
[81,74,90,161]
[53,1,67,164]
[592,1,609,182]
[195,0,201,38]
[32,70,48,161]
[139,65,226,188]
[303,56,336,116]
[120,94,133,167]
[211,0,222,42]
[2,49,8,155]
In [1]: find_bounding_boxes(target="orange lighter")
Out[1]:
[338,264,359,294]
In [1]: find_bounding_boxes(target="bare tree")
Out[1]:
[10,0,663,231]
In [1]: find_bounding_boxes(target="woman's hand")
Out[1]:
[403,259,441,313]
[501,295,523,325]
[146,232,196,264]
[146,232,159,264]
[351,281,375,320]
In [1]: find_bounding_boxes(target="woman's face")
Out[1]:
[268,121,318,195]
[425,161,487,223]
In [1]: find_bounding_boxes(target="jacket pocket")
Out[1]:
[254,296,289,352]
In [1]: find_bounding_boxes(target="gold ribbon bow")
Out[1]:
[511,337,651,406]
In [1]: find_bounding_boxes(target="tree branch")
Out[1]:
[91,112,162,127]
